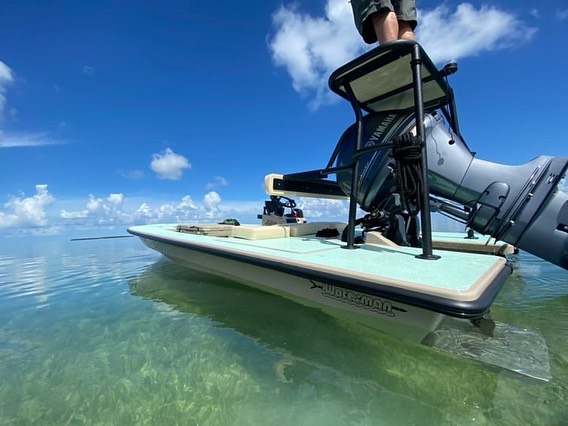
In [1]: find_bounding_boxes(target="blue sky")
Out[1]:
[0,0,567,237]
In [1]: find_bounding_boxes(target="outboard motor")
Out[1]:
[336,111,568,269]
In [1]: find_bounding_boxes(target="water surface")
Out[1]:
[0,237,566,424]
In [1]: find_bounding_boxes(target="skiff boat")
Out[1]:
[129,41,567,378]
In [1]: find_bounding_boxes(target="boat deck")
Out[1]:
[129,223,511,317]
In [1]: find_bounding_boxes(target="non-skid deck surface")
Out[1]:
[130,224,508,302]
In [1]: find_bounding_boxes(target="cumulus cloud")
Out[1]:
[268,0,363,110]
[60,192,202,227]
[269,1,536,108]
[58,192,347,228]
[0,185,352,233]
[59,209,88,220]
[130,195,200,224]
[418,4,537,63]
[0,186,348,232]
[0,184,55,228]
[60,193,130,225]
[203,191,222,218]
[150,148,191,180]
[297,197,349,220]
[107,193,124,206]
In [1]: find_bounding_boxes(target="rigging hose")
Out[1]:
[392,132,423,216]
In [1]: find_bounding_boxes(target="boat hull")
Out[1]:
[140,236,445,341]
[129,223,512,341]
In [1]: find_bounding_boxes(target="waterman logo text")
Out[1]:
[319,283,395,317]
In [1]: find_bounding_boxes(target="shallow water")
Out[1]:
[0,236,566,425]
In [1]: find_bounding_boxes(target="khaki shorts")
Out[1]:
[350,0,417,44]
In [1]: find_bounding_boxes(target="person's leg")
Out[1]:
[396,0,417,40]
[398,20,415,40]
[371,10,399,44]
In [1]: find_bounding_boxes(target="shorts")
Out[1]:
[350,0,417,44]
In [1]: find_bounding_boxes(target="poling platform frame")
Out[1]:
[280,40,460,257]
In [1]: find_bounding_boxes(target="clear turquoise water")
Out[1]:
[0,236,567,425]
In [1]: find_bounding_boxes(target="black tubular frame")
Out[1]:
[338,43,439,258]
[410,44,440,260]
[283,41,453,259]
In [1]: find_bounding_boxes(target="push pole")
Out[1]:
[411,43,440,260]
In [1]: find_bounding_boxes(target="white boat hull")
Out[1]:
[141,236,445,341]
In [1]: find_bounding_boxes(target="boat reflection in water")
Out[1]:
[129,40,560,385]
[129,259,551,399]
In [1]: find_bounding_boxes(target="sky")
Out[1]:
[0,0,567,237]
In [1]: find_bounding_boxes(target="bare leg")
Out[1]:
[371,10,399,44]
[398,21,415,40]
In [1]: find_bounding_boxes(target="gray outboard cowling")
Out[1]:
[335,112,416,212]
[336,111,568,270]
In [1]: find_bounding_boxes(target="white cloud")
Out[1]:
[150,148,191,180]
[86,195,108,215]
[54,189,260,230]
[60,192,201,227]
[203,191,222,218]
[0,184,55,228]
[130,195,200,224]
[1,187,349,233]
[133,202,153,221]
[556,9,568,21]
[297,197,349,220]
[417,4,537,64]
[0,61,15,128]
[268,0,364,110]
[206,176,228,190]
[61,193,129,225]
[60,209,89,220]
[107,193,124,206]
[0,61,13,84]
[269,1,536,108]
[0,132,65,148]
[0,62,66,149]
